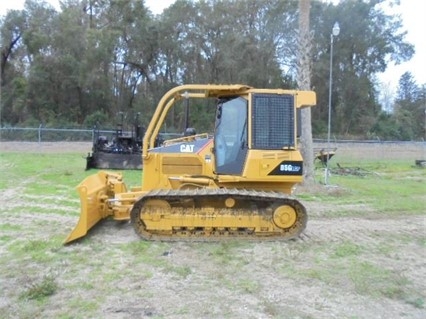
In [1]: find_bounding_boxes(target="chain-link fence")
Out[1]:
[0,126,99,142]
[1,126,425,162]
[0,126,184,142]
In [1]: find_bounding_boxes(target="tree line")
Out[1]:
[1,0,425,140]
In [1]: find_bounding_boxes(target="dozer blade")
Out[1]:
[64,171,112,244]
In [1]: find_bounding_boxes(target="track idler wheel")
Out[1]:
[271,200,307,239]
[131,198,172,239]
[272,204,297,229]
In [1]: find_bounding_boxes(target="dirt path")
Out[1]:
[65,213,426,319]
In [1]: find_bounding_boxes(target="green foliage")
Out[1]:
[374,75,426,140]
[370,111,401,140]
[20,274,58,301]
[407,297,425,309]
[237,279,260,294]
[1,0,421,139]
[332,241,363,258]
[397,72,420,102]
[83,110,111,128]
[310,1,415,138]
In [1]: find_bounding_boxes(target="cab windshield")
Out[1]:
[214,97,247,172]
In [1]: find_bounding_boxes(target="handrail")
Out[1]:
[142,84,253,158]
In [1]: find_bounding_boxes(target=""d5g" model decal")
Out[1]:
[268,161,303,176]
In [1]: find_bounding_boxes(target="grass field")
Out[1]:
[0,142,425,319]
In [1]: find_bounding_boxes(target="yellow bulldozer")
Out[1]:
[65,84,316,244]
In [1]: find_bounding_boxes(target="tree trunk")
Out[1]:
[297,0,315,183]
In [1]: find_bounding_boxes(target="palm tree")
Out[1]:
[297,0,315,183]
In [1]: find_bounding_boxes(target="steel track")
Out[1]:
[130,188,307,242]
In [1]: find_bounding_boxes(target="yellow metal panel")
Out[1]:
[295,91,316,109]
[162,155,203,175]
[141,153,162,191]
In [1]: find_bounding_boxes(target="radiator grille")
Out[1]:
[252,94,294,149]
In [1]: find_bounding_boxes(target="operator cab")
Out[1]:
[213,93,297,176]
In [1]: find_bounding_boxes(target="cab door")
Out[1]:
[214,97,248,175]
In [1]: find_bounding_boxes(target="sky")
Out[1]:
[0,0,424,94]
[377,0,426,93]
